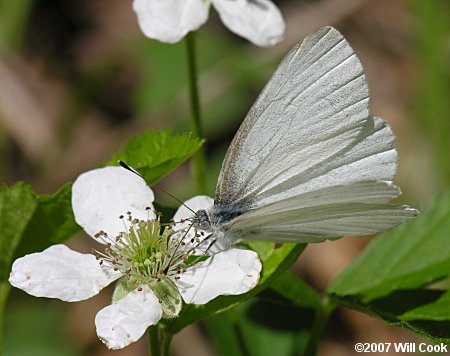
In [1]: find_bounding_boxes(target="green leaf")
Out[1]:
[328,191,450,343]
[329,191,450,302]
[0,183,37,281]
[205,312,245,356]
[165,242,305,334]
[214,274,320,356]
[109,129,203,185]
[14,183,80,259]
[270,272,321,309]
[401,290,450,321]
[231,299,314,356]
[334,289,450,343]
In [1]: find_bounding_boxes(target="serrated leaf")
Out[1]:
[328,191,450,343]
[109,129,203,184]
[328,191,450,302]
[334,290,450,344]
[0,182,37,280]
[400,290,450,321]
[165,242,305,334]
[14,183,80,259]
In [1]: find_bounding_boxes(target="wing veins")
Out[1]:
[230,95,370,205]
[289,51,359,106]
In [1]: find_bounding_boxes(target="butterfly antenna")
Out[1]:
[118,160,197,214]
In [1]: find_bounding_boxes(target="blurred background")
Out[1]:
[1,0,449,355]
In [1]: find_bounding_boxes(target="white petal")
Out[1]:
[212,0,285,46]
[72,166,155,242]
[9,245,120,302]
[173,195,213,223]
[172,195,214,253]
[175,248,261,304]
[133,0,210,43]
[95,285,163,350]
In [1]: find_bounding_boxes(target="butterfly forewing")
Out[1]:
[215,26,370,208]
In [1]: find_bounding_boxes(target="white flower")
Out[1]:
[8,167,261,350]
[133,0,285,47]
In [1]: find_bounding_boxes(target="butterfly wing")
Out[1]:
[227,182,417,243]
[214,27,417,243]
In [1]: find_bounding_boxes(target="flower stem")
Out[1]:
[304,295,336,356]
[0,282,11,353]
[185,31,206,193]
[148,326,173,356]
[162,331,173,356]
[148,325,161,356]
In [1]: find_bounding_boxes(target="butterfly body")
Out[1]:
[193,206,246,251]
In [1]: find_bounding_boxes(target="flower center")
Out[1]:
[93,210,208,318]
[94,211,190,288]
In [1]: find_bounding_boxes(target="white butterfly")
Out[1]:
[191,26,418,251]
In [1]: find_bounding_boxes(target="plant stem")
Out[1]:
[303,296,336,356]
[0,282,11,354]
[232,318,250,356]
[148,326,173,356]
[162,331,173,356]
[148,326,161,356]
[185,31,206,193]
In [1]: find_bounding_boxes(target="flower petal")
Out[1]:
[175,248,261,304]
[9,244,120,302]
[133,0,210,43]
[173,195,213,223]
[95,285,163,349]
[72,166,155,242]
[212,0,285,46]
[172,195,214,253]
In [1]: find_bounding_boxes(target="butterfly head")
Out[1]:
[192,209,212,231]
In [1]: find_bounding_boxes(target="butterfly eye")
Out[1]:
[195,210,211,231]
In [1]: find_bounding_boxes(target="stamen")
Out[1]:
[93,210,212,293]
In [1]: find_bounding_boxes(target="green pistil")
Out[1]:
[95,215,189,289]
